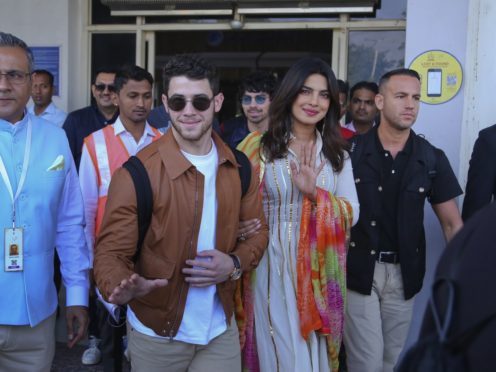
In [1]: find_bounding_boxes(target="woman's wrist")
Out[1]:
[306,188,318,202]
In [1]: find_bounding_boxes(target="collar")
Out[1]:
[374,127,414,156]
[346,120,376,132]
[113,117,156,138]
[345,121,357,132]
[158,129,237,180]
[92,104,119,125]
[28,102,58,116]
[0,109,29,134]
[43,102,58,114]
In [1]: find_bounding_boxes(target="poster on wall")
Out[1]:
[409,50,463,105]
[30,46,61,96]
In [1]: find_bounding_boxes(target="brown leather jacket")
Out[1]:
[94,130,268,338]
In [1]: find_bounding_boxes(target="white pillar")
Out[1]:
[403,0,496,352]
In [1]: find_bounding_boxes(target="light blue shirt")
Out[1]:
[28,102,67,127]
[0,113,89,326]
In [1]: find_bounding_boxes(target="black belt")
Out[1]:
[377,251,399,264]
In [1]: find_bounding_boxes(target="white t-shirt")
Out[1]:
[127,140,226,345]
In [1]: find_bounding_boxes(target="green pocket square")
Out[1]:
[46,155,65,171]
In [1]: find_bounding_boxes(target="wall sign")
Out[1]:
[30,46,61,96]
[409,50,463,105]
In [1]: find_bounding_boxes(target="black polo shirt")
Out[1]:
[377,131,414,253]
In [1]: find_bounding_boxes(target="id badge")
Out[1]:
[4,227,23,272]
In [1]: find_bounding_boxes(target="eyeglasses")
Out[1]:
[0,70,30,85]
[241,94,267,105]
[167,94,214,112]
[94,83,116,92]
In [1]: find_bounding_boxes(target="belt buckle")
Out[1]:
[378,251,397,264]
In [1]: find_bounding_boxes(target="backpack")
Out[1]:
[110,148,250,372]
[122,148,252,261]
[396,246,496,372]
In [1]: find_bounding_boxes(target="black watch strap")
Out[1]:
[229,254,241,269]
[229,254,242,280]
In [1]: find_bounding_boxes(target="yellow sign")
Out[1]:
[409,50,463,105]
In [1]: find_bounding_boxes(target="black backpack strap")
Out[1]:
[416,134,438,179]
[122,156,153,263]
[424,143,437,179]
[429,205,496,353]
[231,148,251,197]
[430,278,456,344]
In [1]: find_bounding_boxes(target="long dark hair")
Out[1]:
[261,57,348,172]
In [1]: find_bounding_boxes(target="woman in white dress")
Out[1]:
[237,57,359,372]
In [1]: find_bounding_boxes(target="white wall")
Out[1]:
[404,0,468,348]
[460,0,496,188]
[0,0,88,112]
[403,0,496,351]
[68,0,90,111]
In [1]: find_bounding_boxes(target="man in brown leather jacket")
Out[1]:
[94,55,268,372]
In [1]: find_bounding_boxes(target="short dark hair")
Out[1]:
[0,32,34,72]
[337,79,349,96]
[92,67,118,85]
[114,65,154,93]
[379,68,421,92]
[162,54,219,96]
[350,81,379,98]
[32,69,54,86]
[238,70,278,99]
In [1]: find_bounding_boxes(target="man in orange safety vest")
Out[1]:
[78,65,161,369]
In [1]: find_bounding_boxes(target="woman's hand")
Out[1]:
[237,218,262,241]
[290,142,324,202]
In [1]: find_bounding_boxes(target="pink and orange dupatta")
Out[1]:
[297,189,353,371]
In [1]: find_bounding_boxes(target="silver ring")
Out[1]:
[239,233,246,241]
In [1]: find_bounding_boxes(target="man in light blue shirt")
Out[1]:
[28,69,67,127]
[0,32,89,371]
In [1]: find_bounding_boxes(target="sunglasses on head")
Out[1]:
[167,94,214,112]
[94,83,116,92]
[241,94,267,105]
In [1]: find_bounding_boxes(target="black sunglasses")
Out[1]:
[167,94,214,112]
[94,83,116,92]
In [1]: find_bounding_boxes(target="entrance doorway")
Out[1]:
[154,29,333,122]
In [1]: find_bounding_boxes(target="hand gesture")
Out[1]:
[108,273,168,305]
[182,250,234,287]
[290,142,324,202]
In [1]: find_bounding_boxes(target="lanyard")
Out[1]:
[0,119,32,228]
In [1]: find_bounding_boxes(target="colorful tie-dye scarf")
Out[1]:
[297,189,353,371]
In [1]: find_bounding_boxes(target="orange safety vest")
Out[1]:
[84,124,162,237]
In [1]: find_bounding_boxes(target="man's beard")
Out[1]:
[170,117,212,142]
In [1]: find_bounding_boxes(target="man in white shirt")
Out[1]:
[79,65,161,368]
[345,81,378,134]
[28,69,67,127]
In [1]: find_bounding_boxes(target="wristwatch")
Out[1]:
[229,254,242,281]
